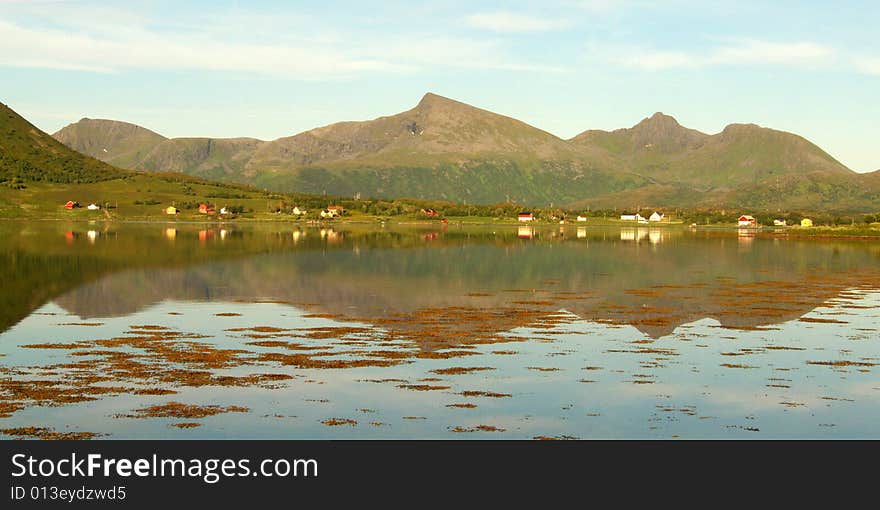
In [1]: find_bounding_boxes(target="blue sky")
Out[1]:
[1,0,878,171]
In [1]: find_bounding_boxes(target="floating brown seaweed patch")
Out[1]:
[0,401,25,418]
[226,326,291,333]
[527,367,561,372]
[766,384,791,388]
[430,366,495,375]
[214,313,241,317]
[245,340,329,351]
[321,418,357,427]
[446,403,478,409]
[578,379,596,383]
[806,360,876,368]
[533,435,579,440]
[464,293,492,297]
[0,427,100,440]
[171,422,201,429]
[415,350,481,360]
[765,346,807,351]
[457,390,511,398]
[129,325,170,330]
[301,313,343,319]
[119,402,250,419]
[133,388,178,396]
[799,317,848,324]
[449,425,505,433]
[369,422,389,427]
[720,363,758,369]
[397,384,451,391]
[780,401,806,408]
[58,322,104,327]
[402,416,426,420]
[22,342,86,349]
[492,350,518,355]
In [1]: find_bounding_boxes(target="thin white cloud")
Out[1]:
[0,16,562,78]
[854,57,880,75]
[605,39,836,70]
[465,11,571,33]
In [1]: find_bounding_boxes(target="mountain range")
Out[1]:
[41,92,880,211]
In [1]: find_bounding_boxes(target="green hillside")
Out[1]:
[1,103,127,185]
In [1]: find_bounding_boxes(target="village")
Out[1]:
[58,198,825,231]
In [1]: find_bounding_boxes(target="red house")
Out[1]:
[422,208,438,217]
[737,215,756,227]
[64,201,79,209]
[198,203,215,214]
[518,212,534,222]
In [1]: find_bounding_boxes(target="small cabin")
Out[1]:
[738,215,757,227]
[327,205,344,216]
[421,208,438,217]
[198,203,215,214]
[64,201,80,209]
[518,212,534,222]
[801,218,813,227]
[649,212,664,222]
[87,203,100,211]
[773,219,787,226]
[320,209,336,219]
[576,215,587,222]
[219,207,229,215]
[165,206,178,215]
[292,206,307,216]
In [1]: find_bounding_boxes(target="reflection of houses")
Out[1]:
[517,226,534,239]
[164,228,177,240]
[291,230,305,244]
[518,212,534,222]
[577,227,587,239]
[737,215,757,227]
[165,206,178,215]
[198,230,214,242]
[773,219,787,226]
[620,229,652,242]
[87,230,98,243]
[801,218,813,227]
[649,212,664,222]
[320,228,342,244]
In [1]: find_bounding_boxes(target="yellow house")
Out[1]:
[801,218,813,227]
[165,206,178,215]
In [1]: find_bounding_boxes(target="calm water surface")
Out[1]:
[1,222,878,439]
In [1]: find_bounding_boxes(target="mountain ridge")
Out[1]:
[49,93,879,211]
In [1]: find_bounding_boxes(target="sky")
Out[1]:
[0,0,878,172]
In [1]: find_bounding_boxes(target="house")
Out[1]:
[164,206,178,215]
[219,207,229,215]
[773,219,787,226]
[801,218,813,227]
[327,205,344,216]
[738,215,757,227]
[518,212,534,222]
[64,201,80,209]
[576,215,588,222]
[87,203,100,211]
[621,213,647,223]
[292,206,307,216]
[320,209,335,219]
[422,208,438,217]
[198,203,215,214]
[649,212,664,222]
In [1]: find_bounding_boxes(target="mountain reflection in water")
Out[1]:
[0,222,878,439]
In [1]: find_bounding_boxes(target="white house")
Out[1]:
[773,219,787,226]
[219,207,229,215]
[87,203,100,210]
[649,212,664,222]
[621,213,648,224]
[292,206,307,216]
[576,215,587,222]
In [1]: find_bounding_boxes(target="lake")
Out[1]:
[1,221,878,439]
